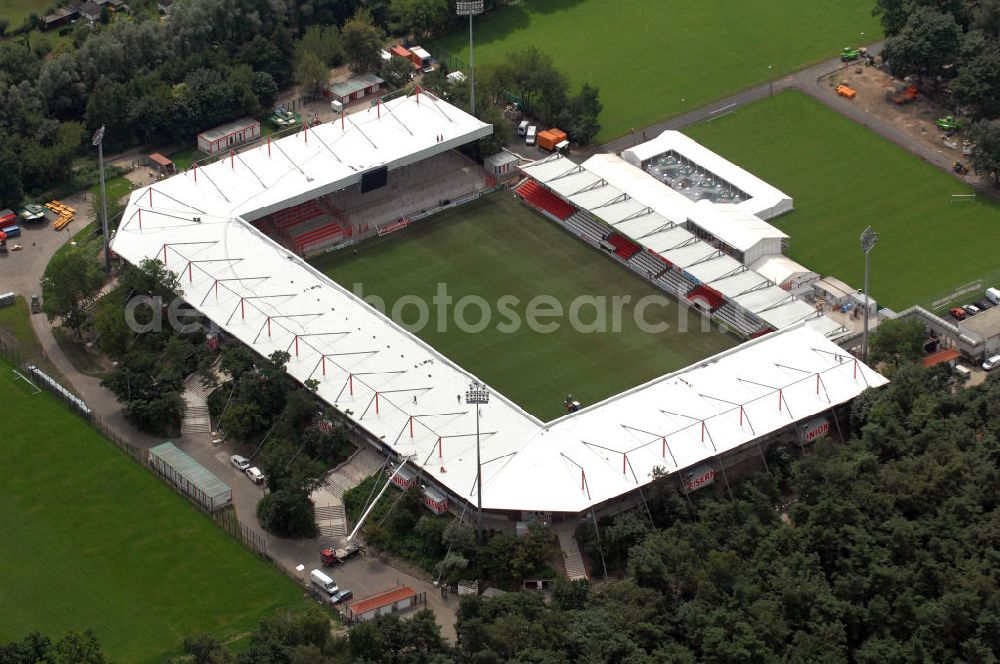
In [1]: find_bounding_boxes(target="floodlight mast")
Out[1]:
[465,379,489,543]
[860,226,879,363]
[92,125,111,275]
[456,1,484,117]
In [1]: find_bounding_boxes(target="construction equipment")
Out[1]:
[937,116,962,133]
[953,161,969,175]
[840,47,861,62]
[321,542,362,567]
[889,83,918,105]
[836,84,857,99]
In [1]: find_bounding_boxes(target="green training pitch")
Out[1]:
[0,359,303,663]
[431,0,880,142]
[313,193,738,422]
[683,91,1000,311]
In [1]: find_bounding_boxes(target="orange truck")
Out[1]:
[537,128,568,151]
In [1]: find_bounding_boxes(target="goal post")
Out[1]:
[950,193,975,203]
[12,368,41,395]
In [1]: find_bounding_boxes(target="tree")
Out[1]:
[0,630,106,664]
[391,0,450,39]
[298,24,343,67]
[951,43,1000,119]
[868,317,926,370]
[221,401,267,440]
[42,247,105,335]
[562,83,602,145]
[93,295,131,357]
[295,50,329,97]
[379,55,415,88]
[257,484,318,538]
[0,138,24,207]
[968,119,1000,184]
[882,7,963,81]
[342,8,384,75]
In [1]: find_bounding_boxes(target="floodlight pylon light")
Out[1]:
[92,125,111,275]
[859,226,879,363]
[455,1,484,116]
[466,379,489,545]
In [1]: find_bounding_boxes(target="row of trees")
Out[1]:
[447,364,1000,663]
[342,476,557,588]
[208,344,356,538]
[875,0,1000,182]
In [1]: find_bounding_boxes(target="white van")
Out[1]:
[983,355,1000,371]
[517,120,529,136]
[309,569,338,596]
[525,125,537,145]
[985,287,1000,306]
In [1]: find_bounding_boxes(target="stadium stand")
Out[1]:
[515,179,577,220]
[607,233,641,260]
[687,284,726,311]
[272,200,324,230]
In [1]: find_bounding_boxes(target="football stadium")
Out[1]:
[111,90,886,524]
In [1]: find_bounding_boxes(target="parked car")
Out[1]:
[975,300,993,310]
[950,307,967,320]
[330,588,353,605]
[954,364,972,380]
[525,125,537,146]
[517,120,529,136]
[245,467,265,484]
[963,304,981,317]
[986,287,1000,306]
[230,454,250,471]
[983,355,1000,371]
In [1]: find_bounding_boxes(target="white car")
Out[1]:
[983,355,1000,372]
[230,455,249,471]
[245,467,266,484]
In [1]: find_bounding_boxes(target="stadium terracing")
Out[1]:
[111,91,887,516]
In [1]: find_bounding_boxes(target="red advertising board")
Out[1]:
[682,467,715,494]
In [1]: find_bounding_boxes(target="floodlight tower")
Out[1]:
[456,1,484,117]
[92,125,111,275]
[860,226,879,363]
[465,379,489,543]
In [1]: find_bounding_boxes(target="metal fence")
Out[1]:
[0,338,275,560]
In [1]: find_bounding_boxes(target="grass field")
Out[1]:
[314,194,737,421]
[431,0,879,141]
[0,0,46,24]
[0,358,304,662]
[683,91,1000,311]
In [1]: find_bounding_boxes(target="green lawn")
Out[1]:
[313,193,737,421]
[431,0,880,141]
[684,91,1000,311]
[89,175,135,204]
[0,359,304,662]
[0,0,46,24]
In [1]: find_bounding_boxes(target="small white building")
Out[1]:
[197,118,261,155]
[484,152,520,181]
[751,255,820,296]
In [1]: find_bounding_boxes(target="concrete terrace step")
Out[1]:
[315,505,345,520]
[556,525,589,582]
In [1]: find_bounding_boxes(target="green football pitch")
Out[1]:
[431,0,880,141]
[0,359,303,662]
[684,91,1000,311]
[313,193,738,422]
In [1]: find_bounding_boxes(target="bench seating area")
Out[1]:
[515,179,577,221]
[687,284,726,311]
[272,200,324,230]
[608,233,640,260]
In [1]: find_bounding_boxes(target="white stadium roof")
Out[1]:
[622,130,793,219]
[519,153,845,339]
[111,94,881,514]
